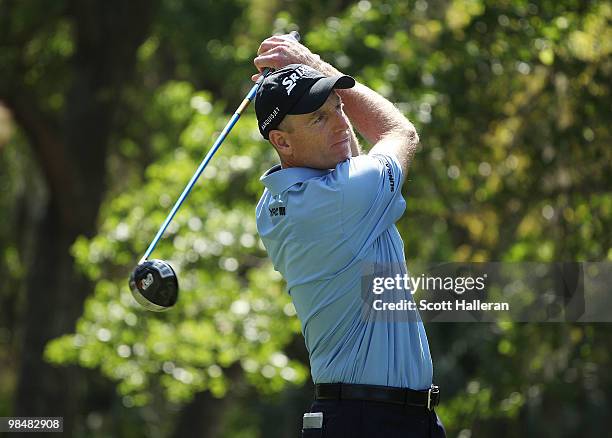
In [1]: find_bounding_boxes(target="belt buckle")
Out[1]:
[427,385,440,410]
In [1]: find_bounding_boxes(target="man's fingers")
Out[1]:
[257,40,291,56]
[253,33,307,80]
[253,53,283,71]
[267,34,296,43]
[257,37,284,55]
[257,33,301,54]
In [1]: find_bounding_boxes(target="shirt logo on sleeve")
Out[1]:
[383,159,395,192]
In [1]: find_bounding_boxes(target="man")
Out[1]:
[253,35,446,437]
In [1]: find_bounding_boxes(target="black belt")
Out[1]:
[315,383,440,410]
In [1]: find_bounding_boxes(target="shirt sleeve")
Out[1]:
[334,153,407,251]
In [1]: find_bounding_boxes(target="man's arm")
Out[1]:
[253,35,419,175]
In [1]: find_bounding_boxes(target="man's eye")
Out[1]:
[314,115,325,124]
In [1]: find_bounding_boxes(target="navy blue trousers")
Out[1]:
[301,399,447,438]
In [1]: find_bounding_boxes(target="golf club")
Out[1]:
[129,31,301,311]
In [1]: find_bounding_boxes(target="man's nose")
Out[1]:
[333,109,349,132]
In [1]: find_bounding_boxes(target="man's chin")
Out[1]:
[331,154,351,169]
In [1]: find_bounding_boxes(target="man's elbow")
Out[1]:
[397,124,419,150]
[408,127,419,148]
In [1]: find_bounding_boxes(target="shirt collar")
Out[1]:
[260,164,332,193]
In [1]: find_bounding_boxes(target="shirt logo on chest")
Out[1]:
[269,206,286,217]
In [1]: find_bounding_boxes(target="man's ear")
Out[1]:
[269,130,292,157]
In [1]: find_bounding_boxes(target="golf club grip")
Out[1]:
[288,30,301,42]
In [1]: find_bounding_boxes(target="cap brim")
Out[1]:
[288,75,355,115]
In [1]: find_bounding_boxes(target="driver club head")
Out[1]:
[129,259,179,312]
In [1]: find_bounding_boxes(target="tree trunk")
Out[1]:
[4,1,154,435]
[171,365,243,438]
[14,196,97,430]
[171,391,231,438]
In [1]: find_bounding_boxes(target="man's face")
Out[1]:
[269,92,352,169]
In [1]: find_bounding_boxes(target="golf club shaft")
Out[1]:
[140,31,300,265]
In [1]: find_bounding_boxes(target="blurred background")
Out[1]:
[0,0,610,436]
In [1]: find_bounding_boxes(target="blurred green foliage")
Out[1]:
[45,85,308,406]
[1,0,611,436]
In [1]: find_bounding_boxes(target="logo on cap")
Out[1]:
[260,106,280,131]
[281,66,308,95]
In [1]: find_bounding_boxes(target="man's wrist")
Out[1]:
[312,56,342,77]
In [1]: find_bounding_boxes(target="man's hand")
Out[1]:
[252,34,323,82]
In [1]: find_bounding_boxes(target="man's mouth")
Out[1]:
[331,137,350,148]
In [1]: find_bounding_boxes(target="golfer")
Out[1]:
[253,35,446,437]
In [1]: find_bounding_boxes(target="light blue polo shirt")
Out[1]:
[256,153,433,390]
